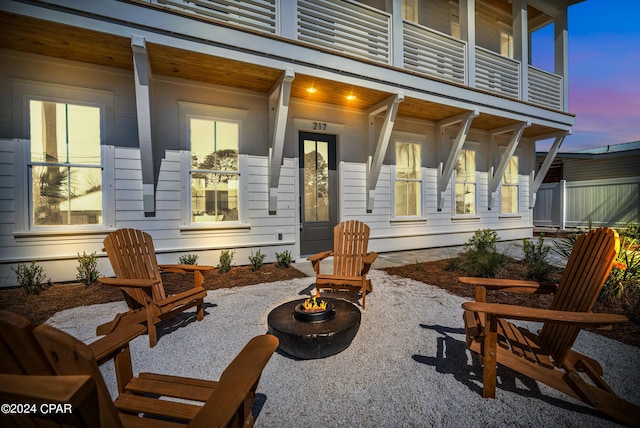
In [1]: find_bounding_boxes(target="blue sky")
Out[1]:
[532,0,640,152]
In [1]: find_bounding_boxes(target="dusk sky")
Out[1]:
[532,0,640,152]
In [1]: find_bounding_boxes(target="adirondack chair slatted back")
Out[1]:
[333,220,370,277]
[104,228,166,301]
[0,311,123,427]
[539,228,620,364]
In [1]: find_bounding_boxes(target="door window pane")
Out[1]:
[304,139,329,222]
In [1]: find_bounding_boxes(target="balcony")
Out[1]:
[145,0,564,111]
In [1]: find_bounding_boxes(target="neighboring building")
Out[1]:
[534,141,640,229]
[0,0,580,284]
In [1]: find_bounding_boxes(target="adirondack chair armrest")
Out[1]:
[462,301,629,327]
[89,324,146,364]
[98,277,161,288]
[458,277,543,293]
[0,373,95,404]
[158,264,214,273]
[361,251,377,275]
[307,251,332,263]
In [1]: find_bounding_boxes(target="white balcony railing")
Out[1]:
[403,21,466,85]
[528,65,563,110]
[145,0,566,111]
[475,47,520,99]
[156,0,277,34]
[297,0,391,64]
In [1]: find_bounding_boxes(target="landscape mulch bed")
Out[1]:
[1,258,638,349]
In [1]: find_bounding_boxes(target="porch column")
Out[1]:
[512,0,528,102]
[131,35,155,217]
[389,0,405,67]
[554,10,569,111]
[460,0,476,87]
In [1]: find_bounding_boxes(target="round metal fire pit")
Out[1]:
[293,302,336,323]
[267,298,361,360]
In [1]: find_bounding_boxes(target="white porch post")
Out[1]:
[366,92,404,212]
[512,0,528,102]
[460,0,476,87]
[389,0,404,67]
[268,67,295,214]
[554,10,569,111]
[131,35,155,217]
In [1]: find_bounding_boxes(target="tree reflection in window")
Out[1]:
[304,139,329,222]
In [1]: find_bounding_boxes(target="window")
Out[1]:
[28,100,103,227]
[402,0,418,23]
[455,149,476,215]
[499,25,514,58]
[394,142,421,217]
[501,155,519,214]
[189,117,240,223]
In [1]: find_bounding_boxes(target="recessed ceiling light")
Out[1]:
[346,94,357,101]
[306,86,318,94]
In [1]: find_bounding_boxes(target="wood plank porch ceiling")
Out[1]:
[1,11,558,138]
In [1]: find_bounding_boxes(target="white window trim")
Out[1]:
[178,102,249,230]
[11,80,115,234]
[452,145,479,219]
[391,140,424,221]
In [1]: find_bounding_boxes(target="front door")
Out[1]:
[299,132,337,255]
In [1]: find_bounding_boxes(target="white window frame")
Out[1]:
[453,146,478,218]
[392,140,423,220]
[12,80,115,233]
[179,102,249,229]
[500,152,520,216]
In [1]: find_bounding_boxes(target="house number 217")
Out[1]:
[313,122,327,131]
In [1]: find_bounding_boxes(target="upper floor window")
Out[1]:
[499,24,514,58]
[501,155,519,214]
[455,149,476,215]
[29,100,103,227]
[189,117,240,223]
[402,0,418,23]
[394,142,421,217]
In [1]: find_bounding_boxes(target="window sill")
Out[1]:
[390,217,427,225]
[498,214,522,219]
[451,216,480,221]
[180,223,251,233]
[14,227,112,239]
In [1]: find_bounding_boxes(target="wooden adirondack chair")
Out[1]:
[97,228,213,347]
[307,220,377,309]
[460,227,640,425]
[0,310,279,428]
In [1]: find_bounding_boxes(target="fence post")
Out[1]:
[559,179,566,230]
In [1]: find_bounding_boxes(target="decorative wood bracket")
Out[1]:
[131,35,155,217]
[436,109,479,211]
[366,92,404,212]
[530,131,568,207]
[268,67,295,214]
[487,121,529,209]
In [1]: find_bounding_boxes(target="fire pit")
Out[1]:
[267,297,361,359]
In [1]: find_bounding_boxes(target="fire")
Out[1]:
[302,296,327,312]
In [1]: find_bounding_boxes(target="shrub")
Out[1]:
[217,249,235,274]
[248,249,266,271]
[178,253,199,265]
[12,261,49,295]
[459,229,508,278]
[276,250,292,268]
[601,235,640,299]
[551,233,579,263]
[76,251,100,286]
[519,235,554,282]
[620,222,640,241]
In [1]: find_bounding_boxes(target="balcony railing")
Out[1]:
[147,0,565,111]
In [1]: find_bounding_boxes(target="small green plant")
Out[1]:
[12,261,48,295]
[217,249,235,274]
[178,253,199,265]
[248,249,266,271]
[276,250,292,268]
[415,260,423,272]
[458,229,508,277]
[519,235,554,282]
[621,222,640,241]
[551,233,579,263]
[76,251,100,286]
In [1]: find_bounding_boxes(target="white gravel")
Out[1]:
[47,270,640,427]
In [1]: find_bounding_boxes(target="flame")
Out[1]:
[302,296,327,312]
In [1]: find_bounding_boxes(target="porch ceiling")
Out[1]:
[1,11,558,139]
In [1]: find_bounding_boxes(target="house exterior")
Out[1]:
[0,0,581,285]
[534,141,640,229]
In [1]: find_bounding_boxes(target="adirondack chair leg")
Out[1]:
[482,314,498,398]
[114,345,134,393]
[147,309,158,348]
[196,302,204,321]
